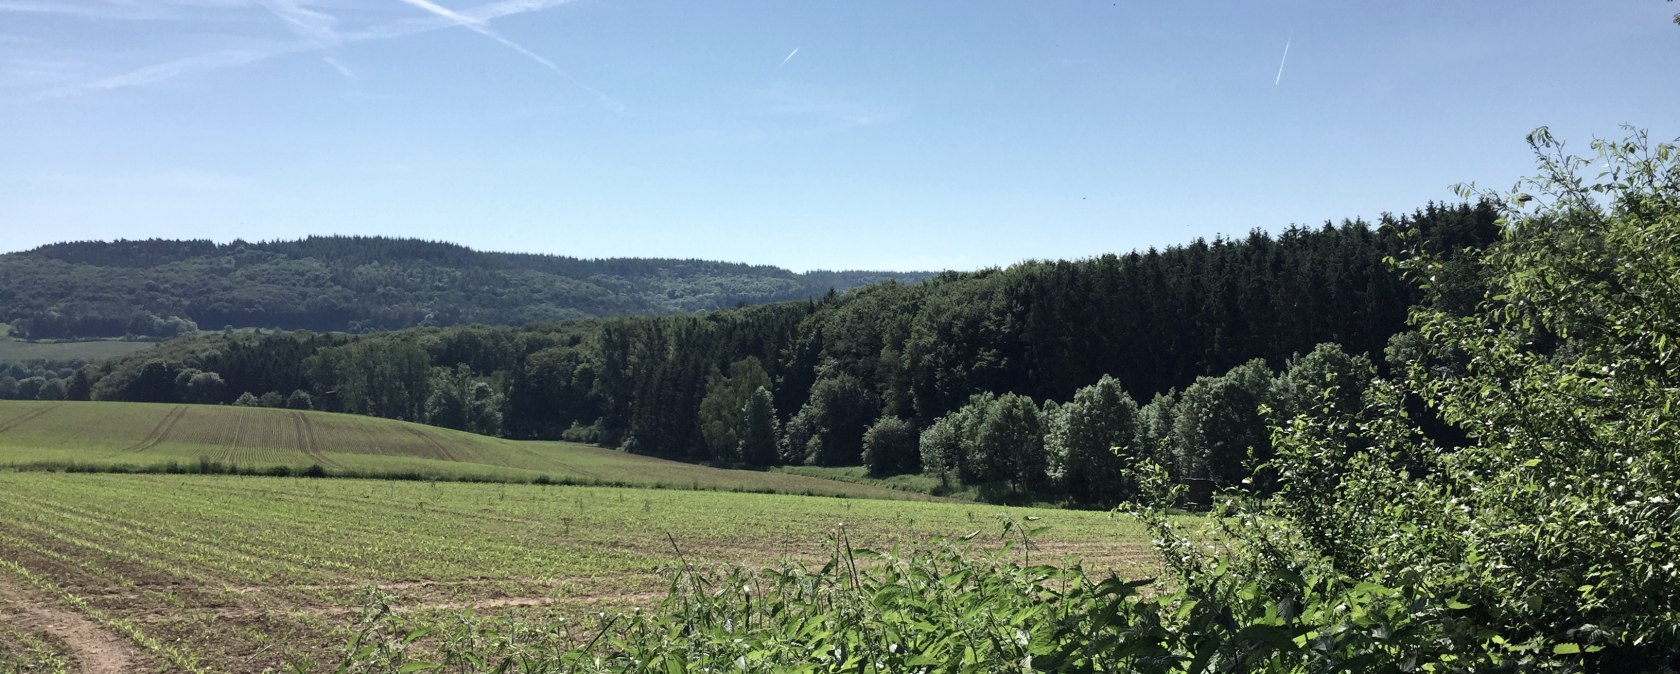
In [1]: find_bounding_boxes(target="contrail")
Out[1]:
[395,0,622,110]
[1274,32,1292,86]
[15,0,591,104]
[779,48,799,67]
[397,0,561,71]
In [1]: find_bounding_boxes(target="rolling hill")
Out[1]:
[0,400,938,500]
[0,236,933,338]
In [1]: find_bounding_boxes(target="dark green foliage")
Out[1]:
[971,393,1047,493]
[915,406,969,488]
[1268,342,1374,426]
[1254,127,1680,667]
[1168,359,1275,486]
[285,389,314,410]
[306,339,431,421]
[65,367,93,401]
[61,204,1501,504]
[34,378,65,401]
[785,372,879,466]
[1046,375,1142,507]
[859,415,917,476]
[738,387,780,466]
[176,369,226,404]
[697,357,772,462]
[0,236,927,337]
[424,364,503,435]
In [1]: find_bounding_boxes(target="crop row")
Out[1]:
[0,473,1162,672]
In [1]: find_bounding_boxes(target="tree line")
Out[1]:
[16,203,1498,505]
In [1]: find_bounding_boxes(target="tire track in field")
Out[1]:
[0,403,59,435]
[405,427,459,462]
[0,568,147,674]
[221,408,246,463]
[131,589,666,623]
[119,406,186,453]
[289,411,341,468]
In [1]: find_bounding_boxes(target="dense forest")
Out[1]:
[0,236,930,338]
[4,202,1498,506]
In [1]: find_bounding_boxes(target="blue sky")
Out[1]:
[1,1,1675,272]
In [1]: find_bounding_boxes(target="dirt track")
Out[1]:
[0,572,146,674]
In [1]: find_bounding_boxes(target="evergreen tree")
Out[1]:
[64,367,94,401]
[738,387,780,466]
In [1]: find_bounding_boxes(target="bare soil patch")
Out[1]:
[0,572,147,674]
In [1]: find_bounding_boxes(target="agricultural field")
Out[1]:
[0,338,155,363]
[0,473,1165,673]
[0,400,932,500]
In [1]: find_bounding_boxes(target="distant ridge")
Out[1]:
[0,236,932,338]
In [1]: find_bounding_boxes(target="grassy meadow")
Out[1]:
[0,473,1165,673]
[0,337,155,362]
[0,400,935,500]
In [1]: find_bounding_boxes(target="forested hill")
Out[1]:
[0,236,932,338]
[34,202,1501,506]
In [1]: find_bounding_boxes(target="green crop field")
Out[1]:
[0,338,156,363]
[0,400,936,500]
[0,473,1165,673]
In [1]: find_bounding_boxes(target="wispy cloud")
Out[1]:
[0,0,246,22]
[258,0,355,79]
[21,46,289,102]
[259,0,339,45]
[10,0,607,105]
[395,0,621,110]
[321,55,356,80]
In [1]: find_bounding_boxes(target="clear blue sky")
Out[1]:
[1,1,1675,272]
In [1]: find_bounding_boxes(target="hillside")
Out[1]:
[0,236,932,338]
[0,400,938,500]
